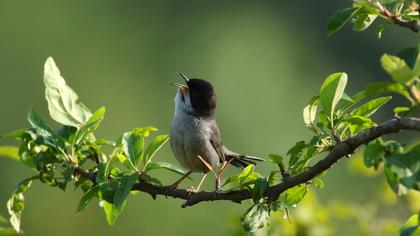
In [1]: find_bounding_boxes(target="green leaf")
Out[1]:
[287,141,307,167]
[1,129,27,139]
[319,73,348,116]
[327,7,361,36]
[394,107,411,116]
[241,203,270,232]
[385,143,420,194]
[43,57,92,127]
[252,178,269,203]
[131,127,158,138]
[312,178,324,188]
[279,184,308,207]
[364,140,385,170]
[122,131,144,169]
[381,54,416,84]
[398,47,419,70]
[239,164,255,184]
[143,135,169,164]
[113,173,138,209]
[7,176,37,233]
[351,96,392,117]
[74,107,106,144]
[400,212,420,236]
[364,82,413,104]
[0,146,19,161]
[144,161,190,177]
[268,154,283,165]
[103,200,125,226]
[76,185,100,214]
[352,12,377,31]
[303,96,319,126]
[0,227,18,234]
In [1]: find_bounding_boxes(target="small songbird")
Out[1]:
[169,73,264,192]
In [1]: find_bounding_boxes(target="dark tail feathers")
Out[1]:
[228,154,265,169]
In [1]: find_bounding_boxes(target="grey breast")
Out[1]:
[170,113,220,173]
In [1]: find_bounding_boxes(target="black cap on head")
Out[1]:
[187,78,217,117]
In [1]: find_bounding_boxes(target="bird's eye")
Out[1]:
[191,91,199,97]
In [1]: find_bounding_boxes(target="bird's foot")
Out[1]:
[186,186,200,196]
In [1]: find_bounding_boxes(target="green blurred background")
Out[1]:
[0,1,418,235]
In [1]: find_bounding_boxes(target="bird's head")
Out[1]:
[170,73,217,117]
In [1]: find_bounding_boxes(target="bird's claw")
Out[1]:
[187,186,199,196]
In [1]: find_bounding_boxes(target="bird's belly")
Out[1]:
[170,116,219,173]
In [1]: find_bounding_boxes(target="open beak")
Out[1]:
[170,72,190,93]
[170,81,189,93]
[179,72,189,82]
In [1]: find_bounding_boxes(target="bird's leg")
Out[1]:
[215,158,234,192]
[187,172,208,194]
[167,171,192,190]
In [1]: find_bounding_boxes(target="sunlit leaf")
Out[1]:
[279,184,308,207]
[43,57,92,127]
[7,176,37,233]
[74,107,106,144]
[122,131,144,169]
[319,72,348,116]
[381,54,416,84]
[0,146,19,161]
[143,135,169,164]
[351,96,392,117]
[103,200,125,226]
[303,96,319,126]
[400,212,420,236]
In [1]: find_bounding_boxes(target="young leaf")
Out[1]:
[43,57,92,127]
[241,203,270,232]
[122,131,144,169]
[7,176,37,233]
[239,164,255,185]
[143,135,169,164]
[319,73,348,116]
[327,7,361,36]
[74,107,106,144]
[0,146,19,161]
[303,96,319,126]
[351,96,392,117]
[381,54,415,84]
[144,161,190,177]
[76,185,100,214]
[103,200,126,226]
[113,172,138,209]
[312,178,325,188]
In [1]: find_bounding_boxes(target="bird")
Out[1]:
[169,73,264,192]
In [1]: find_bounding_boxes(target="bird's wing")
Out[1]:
[209,121,225,163]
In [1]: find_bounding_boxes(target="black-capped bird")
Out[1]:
[169,73,263,192]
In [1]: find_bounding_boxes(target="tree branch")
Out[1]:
[74,117,420,208]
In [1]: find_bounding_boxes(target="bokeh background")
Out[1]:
[0,1,418,235]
